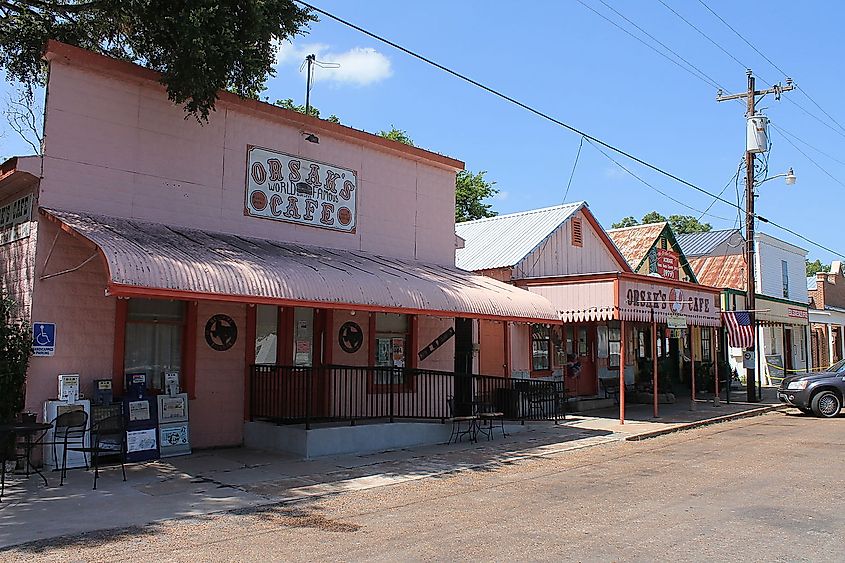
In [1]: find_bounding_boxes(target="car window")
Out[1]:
[832,359,845,373]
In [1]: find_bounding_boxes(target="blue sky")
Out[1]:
[2,1,842,263]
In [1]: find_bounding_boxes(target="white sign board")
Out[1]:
[245,146,357,232]
[667,315,687,330]
[743,350,756,369]
[126,428,157,453]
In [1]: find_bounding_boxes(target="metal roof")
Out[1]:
[455,203,584,271]
[606,223,667,270]
[44,208,559,322]
[676,229,742,257]
[808,276,818,291]
[688,254,747,291]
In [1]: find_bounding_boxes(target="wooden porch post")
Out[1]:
[652,312,659,418]
[619,318,626,425]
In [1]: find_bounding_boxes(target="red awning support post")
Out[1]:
[690,327,697,411]
[713,326,721,407]
[619,319,626,425]
[652,311,659,418]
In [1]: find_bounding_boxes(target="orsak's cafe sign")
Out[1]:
[245,146,357,232]
[621,279,720,323]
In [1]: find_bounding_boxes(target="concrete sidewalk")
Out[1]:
[0,392,785,549]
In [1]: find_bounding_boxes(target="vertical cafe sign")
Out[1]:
[245,146,357,232]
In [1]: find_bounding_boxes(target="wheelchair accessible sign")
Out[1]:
[32,322,56,357]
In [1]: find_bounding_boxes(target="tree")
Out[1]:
[807,259,831,277]
[612,211,712,234]
[0,293,31,431]
[611,216,638,229]
[640,211,667,225]
[377,126,415,147]
[667,214,711,234]
[4,86,42,154]
[456,170,498,222]
[0,1,315,121]
[273,98,340,123]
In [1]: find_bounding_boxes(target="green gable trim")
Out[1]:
[632,223,700,284]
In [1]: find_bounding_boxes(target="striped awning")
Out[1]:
[42,208,560,322]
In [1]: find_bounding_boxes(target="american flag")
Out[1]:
[722,311,754,349]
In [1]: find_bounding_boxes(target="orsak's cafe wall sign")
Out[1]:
[245,146,358,233]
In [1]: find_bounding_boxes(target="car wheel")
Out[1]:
[811,390,842,418]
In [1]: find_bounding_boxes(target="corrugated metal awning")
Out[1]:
[43,208,559,322]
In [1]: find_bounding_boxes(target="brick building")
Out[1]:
[808,261,845,369]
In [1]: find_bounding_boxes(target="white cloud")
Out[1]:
[275,41,392,86]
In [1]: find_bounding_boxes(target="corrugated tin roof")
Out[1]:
[688,254,747,290]
[606,223,667,270]
[455,203,584,271]
[44,208,559,322]
[808,276,818,291]
[676,229,743,257]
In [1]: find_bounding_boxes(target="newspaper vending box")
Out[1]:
[157,371,190,458]
[123,373,159,462]
[43,374,90,470]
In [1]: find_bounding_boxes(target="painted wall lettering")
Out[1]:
[245,146,357,232]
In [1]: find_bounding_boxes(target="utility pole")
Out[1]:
[717,70,794,403]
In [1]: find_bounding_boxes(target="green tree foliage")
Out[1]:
[611,216,639,229]
[456,170,498,222]
[667,215,712,234]
[0,1,315,120]
[377,126,415,146]
[806,259,831,277]
[613,212,712,234]
[273,98,340,123]
[0,293,31,426]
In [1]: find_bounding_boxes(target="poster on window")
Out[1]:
[295,340,312,366]
[129,400,151,422]
[126,428,157,453]
[392,338,405,368]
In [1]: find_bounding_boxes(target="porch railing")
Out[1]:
[249,364,565,428]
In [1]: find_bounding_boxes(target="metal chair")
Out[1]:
[446,396,477,444]
[42,410,89,485]
[476,393,506,440]
[67,414,127,490]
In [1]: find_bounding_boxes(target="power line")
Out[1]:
[769,125,845,190]
[293,1,845,259]
[582,0,723,91]
[585,138,733,222]
[770,122,845,169]
[563,136,584,203]
[655,0,747,70]
[695,0,845,136]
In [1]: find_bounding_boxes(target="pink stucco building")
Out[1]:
[0,42,559,453]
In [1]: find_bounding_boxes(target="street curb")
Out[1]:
[624,404,788,441]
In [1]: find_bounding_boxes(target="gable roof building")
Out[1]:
[607,222,698,283]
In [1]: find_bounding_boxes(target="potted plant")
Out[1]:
[0,293,32,471]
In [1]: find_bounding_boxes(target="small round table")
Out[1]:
[0,422,53,501]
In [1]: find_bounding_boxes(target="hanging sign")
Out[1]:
[667,315,687,330]
[418,327,456,361]
[656,249,680,280]
[245,146,357,233]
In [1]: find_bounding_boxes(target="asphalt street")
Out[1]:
[3,409,842,562]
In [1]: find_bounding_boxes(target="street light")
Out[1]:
[755,167,796,188]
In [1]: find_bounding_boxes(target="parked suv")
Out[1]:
[778,359,845,418]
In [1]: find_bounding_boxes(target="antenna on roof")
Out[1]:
[300,55,340,118]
